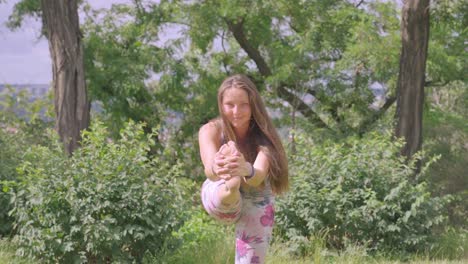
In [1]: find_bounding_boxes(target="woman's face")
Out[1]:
[222,87,252,130]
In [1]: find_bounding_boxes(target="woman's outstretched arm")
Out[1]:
[243,149,270,187]
[198,122,221,181]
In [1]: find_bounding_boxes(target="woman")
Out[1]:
[199,74,289,263]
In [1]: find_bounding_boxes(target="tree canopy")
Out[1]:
[4,0,467,145]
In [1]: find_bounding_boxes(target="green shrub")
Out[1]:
[7,121,188,263]
[0,123,52,238]
[156,210,235,264]
[0,89,52,238]
[0,129,20,237]
[423,107,468,227]
[275,131,451,253]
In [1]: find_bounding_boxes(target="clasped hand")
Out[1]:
[212,141,249,180]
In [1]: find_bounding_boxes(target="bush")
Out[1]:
[156,210,235,264]
[275,131,451,253]
[0,129,21,237]
[0,89,52,237]
[7,121,188,263]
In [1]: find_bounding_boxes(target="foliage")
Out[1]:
[428,0,467,85]
[423,82,468,227]
[0,129,22,237]
[81,3,166,137]
[5,0,42,31]
[62,0,403,142]
[156,210,235,264]
[275,132,451,253]
[164,0,403,135]
[429,227,468,260]
[0,87,53,237]
[6,121,188,263]
[6,0,466,156]
[5,0,467,137]
[426,81,468,121]
[2,0,467,260]
[0,239,32,264]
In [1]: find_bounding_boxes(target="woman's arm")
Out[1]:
[198,122,221,181]
[243,149,270,187]
[227,147,269,187]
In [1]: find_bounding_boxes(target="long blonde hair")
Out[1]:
[216,74,289,194]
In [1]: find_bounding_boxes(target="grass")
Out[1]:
[0,234,466,264]
[1,215,466,264]
[0,239,31,264]
[151,224,467,264]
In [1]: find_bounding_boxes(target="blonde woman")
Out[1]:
[199,74,289,263]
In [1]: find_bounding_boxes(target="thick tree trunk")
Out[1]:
[41,0,90,154]
[395,0,430,163]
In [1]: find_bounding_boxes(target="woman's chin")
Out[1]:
[231,122,248,130]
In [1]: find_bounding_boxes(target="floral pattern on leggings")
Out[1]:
[201,179,274,264]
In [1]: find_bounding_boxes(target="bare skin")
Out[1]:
[214,142,244,205]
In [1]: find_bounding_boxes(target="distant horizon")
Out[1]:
[0,83,50,86]
[0,84,50,98]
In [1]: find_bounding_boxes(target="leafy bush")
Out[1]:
[156,210,235,264]
[0,129,21,237]
[275,131,451,253]
[0,88,53,237]
[7,121,188,263]
[424,83,468,226]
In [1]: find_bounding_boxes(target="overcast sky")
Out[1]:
[0,1,131,84]
[1,1,402,85]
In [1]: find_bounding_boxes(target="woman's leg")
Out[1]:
[216,176,241,206]
[216,142,242,206]
[235,195,275,264]
[201,179,241,224]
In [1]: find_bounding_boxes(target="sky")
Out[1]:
[0,0,402,85]
[0,1,130,85]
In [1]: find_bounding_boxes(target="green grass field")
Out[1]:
[1,234,467,264]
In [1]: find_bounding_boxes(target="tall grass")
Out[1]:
[0,207,466,264]
[0,239,32,264]
[149,225,467,264]
[0,232,466,264]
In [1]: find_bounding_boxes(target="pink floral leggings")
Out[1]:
[201,179,275,264]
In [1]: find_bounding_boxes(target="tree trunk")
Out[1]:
[41,0,90,154]
[395,0,430,164]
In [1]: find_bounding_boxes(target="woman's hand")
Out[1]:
[213,141,250,180]
[212,151,230,179]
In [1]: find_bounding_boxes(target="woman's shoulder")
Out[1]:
[199,118,221,137]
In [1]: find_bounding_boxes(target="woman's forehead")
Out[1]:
[222,87,249,101]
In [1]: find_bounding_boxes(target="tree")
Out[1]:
[5,1,403,142]
[40,0,90,154]
[394,0,431,162]
[81,3,164,137]
[136,0,403,139]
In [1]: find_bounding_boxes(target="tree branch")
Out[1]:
[225,19,271,76]
[225,18,329,128]
[276,84,328,128]
[358,96,396,136]
[424,80,449,87]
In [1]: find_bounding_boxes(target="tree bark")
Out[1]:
[41,0,90,154]
[395,0,430,163]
